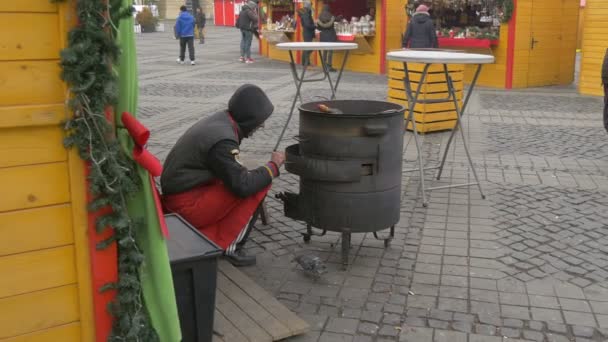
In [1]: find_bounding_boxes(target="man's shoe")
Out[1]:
[245,58,254,64]
[225,249,256,267]
[239,56,245,62]
[176,58,184,65]
[191,60,196,65]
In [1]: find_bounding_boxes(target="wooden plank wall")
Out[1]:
[579,0,608,96]
[0,1,94,341]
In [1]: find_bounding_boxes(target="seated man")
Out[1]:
[161,84,285,266]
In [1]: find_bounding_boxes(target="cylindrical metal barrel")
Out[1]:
[283,100,405,233]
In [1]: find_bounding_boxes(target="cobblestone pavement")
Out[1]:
[137,26,608,342]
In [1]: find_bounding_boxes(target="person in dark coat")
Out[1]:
[195,7,206,44]
[237,0,259,63]
[175,5,197,65]
[316,4,337,72]
[402,4,438,49]
[603,48,608,132]
[161,84,286,266]
[298,1,315,66]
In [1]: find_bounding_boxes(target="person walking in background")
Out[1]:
[196,7,206,44]
[175,5,196,65]
[237,0,259,64]
[603,48,608,132]
[298,1,315,66]
[402,4,438,49]
[316,4,337,72]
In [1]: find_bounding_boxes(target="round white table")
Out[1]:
[273,42,358,151]
[386,49,495,206]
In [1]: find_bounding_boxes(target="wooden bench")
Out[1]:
[213,260,309,342]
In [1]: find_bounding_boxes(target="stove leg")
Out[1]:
[373,225,395,248]
[342,230,351,269]
[301,224,327,243]
[302,224,313,243]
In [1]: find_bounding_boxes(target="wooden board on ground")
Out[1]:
[214,260,310,342]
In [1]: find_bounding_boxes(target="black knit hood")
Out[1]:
[228,84,274,137]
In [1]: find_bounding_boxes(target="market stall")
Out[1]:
[258,0,579,91]
[260,0,402,74]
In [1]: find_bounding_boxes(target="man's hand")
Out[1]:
[271,151,286,168]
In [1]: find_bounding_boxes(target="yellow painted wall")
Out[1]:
[0,1,94,341]
[579,0,607,96]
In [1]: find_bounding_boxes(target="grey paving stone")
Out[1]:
[353,336,373,342]
[429,319,450,329]
[563,311,597,327]
[433,329,467,342]
[522,330,544,342]
[531,308,564,323]
[357,322,379,335]
[469,335,502,342]
[503,319,524,328]
[572,325,595,338]
[378,325,400,337]
[547,322,568,334]
[500,327,521,338]
[404,316,427,327]
[452,320,473,333]
[528,321,544,331]
[545,334,570,342]
[318,332,354,342]
[559,298,592,312]
[476,324,497,336]
[360,310,382,324]
[399,326,433,342]
[325,318,359,335]
[501,305,531,320]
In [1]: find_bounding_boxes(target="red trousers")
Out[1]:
[162,180,269,250]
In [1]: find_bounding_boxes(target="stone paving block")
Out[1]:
[531,308,564,323]
[522,330,544,342]
[563,311,597,327]
[501,305,531,320]
[545,334,570,342]
[399,326,433,342]
[528,294,560,309]
[325,318,358,335]
[318,332,354,342]
[476,324,497,336]
[469,334,502,342]
[433,329,467,342]
[438,298,468,313]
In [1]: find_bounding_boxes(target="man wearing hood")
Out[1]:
[175,5,197,65]
[316,4,337,72]
[298,1,316,66]
[402,5,438,49]
[237,0,259,63]
[161,84,285,266]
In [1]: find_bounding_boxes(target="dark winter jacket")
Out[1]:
[175,11,196,37]
[161,85,277,197]
[402,13,438,49]
[196,12,206,28]
[602,48,608,85]
[298,7,316,41]
[316,7,337,42]
[237,1,259,31]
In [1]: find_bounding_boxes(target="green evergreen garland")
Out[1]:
[52,0,158,340]
[498,0,515,23]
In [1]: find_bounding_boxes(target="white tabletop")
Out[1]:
[276,42,358,51]
[386,49,495,64]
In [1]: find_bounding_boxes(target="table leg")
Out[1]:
[433,64,485,199]
[274,50,308,151]
[332,50,350,100]
[318,50,336,100]
[402,62,431,206]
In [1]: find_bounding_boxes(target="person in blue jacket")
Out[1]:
[175,6,196,65]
